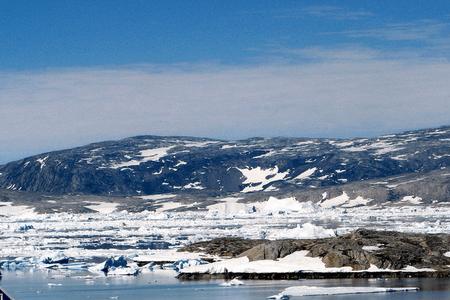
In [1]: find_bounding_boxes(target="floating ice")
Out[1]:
[253,197,317,214]
[220,278,244,286]
[42,251,70,265]
[268,286,419,298]
[267,223,336,240]
[89,256,139,276]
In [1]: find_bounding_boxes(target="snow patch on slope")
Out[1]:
[85,202,119,214]
[295,167,317,180]
[320,192,372,208]
[237,166,289,193]
[110,146,175,169]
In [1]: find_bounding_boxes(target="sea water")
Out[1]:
[2,270,450,300]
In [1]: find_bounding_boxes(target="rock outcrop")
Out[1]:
[182,229,450,271]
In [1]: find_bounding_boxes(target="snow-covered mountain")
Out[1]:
[0,126,449,202]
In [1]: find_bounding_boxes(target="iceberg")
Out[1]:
[42,251,70,265]
[89,256,139,276]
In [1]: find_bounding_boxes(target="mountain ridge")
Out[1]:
[0,125,449,199]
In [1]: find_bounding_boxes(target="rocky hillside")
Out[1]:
[0,126,449,200]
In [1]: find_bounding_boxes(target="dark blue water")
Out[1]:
[2,270,450,299]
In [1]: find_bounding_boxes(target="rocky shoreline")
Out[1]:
[178,229,450,280]
[178,270,450,280]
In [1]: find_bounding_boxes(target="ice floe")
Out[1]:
[268,286,419,298]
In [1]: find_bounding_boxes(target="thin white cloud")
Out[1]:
[240,5,373,21]
[301,5,373,20]
[340,19,449,41]
[264,45,383,61]
[1,54,450,163]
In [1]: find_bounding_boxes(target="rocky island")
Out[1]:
[178,229,450,280]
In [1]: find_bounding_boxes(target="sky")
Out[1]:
[1,0,450,163]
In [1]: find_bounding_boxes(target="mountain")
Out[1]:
[0,126,449,205]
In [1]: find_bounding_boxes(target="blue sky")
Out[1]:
[1,1,450,163]
[2,0,450,69]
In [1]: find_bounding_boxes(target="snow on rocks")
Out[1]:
[342,196,373,208]
[402,265,435,272]
[362,245,383,252]
[109,146,175,169]
[268,286,419,298]
[181,250,352,275]
[320,192,350,208]
[400,196,423,205]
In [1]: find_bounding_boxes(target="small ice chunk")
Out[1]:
[220,278,244,287]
